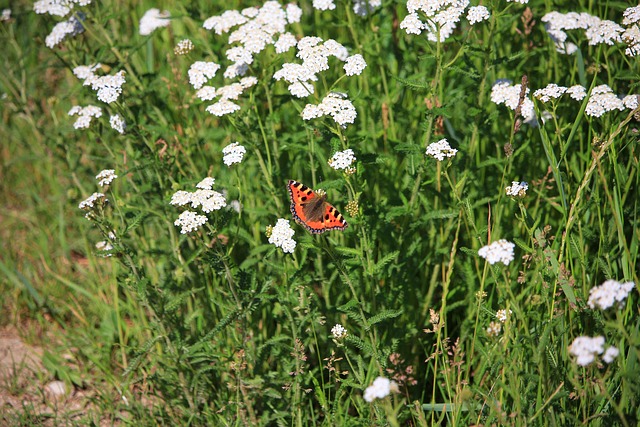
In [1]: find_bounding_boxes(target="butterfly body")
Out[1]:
[288,180,348,234]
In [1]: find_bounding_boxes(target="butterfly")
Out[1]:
[287,180,348,234]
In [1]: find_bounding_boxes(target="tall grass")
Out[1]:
[1,0,639,425]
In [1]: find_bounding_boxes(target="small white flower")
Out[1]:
[174,210,208,234]
[566,85,587,101]
[268,218,296,254]
[73,63,101,80]
[587,279,635,310]
[110,114,126,134]
[533,83,567,102]
[603,346,619,364]
[622,94,639,110]
[68,105,102,129]
[328,149,356,171]
[467,6,490,25]
[90,71,126,104]
[331,324,348,339]
[363,377,398,403]
[478,240,515,266]
[486,321,502,337]
[1,8,11,21]
[196,177,215,190]
[188,61,221,89]
[425,138,458,161]
[569,336,604,366]
[353,0,381,17]
[505,181,528,197]
[343,54,367,76]
[286,4,302,23]
[206,100,241,116]
[496,309,512,323]
[139,8,170,36]
[275,32,298,53]
[45,15,84,49]
[170,190,192,206]
[95,240,113,252]
[96,169,117,187]
[222,142,246,166]
[200,191,227,212]
[79,192,106,210]
[491,81,536,123]
[585,84,625,117]
[174,39,194,55]
[313,0,336,11]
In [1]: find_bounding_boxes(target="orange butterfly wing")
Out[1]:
[288,180,348,234]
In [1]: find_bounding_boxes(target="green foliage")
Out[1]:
[2,0,640,426]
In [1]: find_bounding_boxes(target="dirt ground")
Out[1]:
[0,326,104,426]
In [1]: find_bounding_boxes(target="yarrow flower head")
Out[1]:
[568,336,606,366]
[222,142,246,166]
[110,114,126,134]
[313,0,336,11]
[352,0,382,17]
[343,54,367,76]
[363,377,398,403]
[533,83,567,102]
[486,321,502,337]
[1,8,11,21]
[478,239,515,266]
[400,0,470,42]
[267,218,296,254]
[331,324,347,339]
[491,81,536,124]
[466,6,490,25]
[139,8,170,36]
[566,85,587,101]
[585,85,626,118]
[496,309,512,323]
[328,149,356,172]
[174,39,194,55]
[45,14,85,49]
[188,61,221,89]
[96,169,117,187]
[505,181,528,197]
[302,93,358,127]
[79,192,106,210]
[171,178,226,233]
[426,138,458,161]
[68,105,102,129]
[587,279,635,310]
[174,211,208,234]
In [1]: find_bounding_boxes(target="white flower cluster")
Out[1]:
[35,0,91,48]
[478,239,515,266]
[73,64,126,104]
[139,8,170,36]
[363,377,398,403]
[496,309,512,323]
[400,0,469,41]
[68,105,102,129]
[203,2,301,80]
[110,114,126,134]
[1,9,10,21]
[313,0,335,11]
[566,85,587,101]
[174,39,194,55]
[490,81,536,124]
[328,149,356,172]
[302,93,358,127]
[425,138,458,161]
[622,6,640,56]
[541,9,640,55]
[505,181,528,197]
[587,279,635,310]
[331,324,347,339]
[268,218,296,254]
[96,169,117,187]
[466,6,490,25]
[171,177,227,234]
[222,142,246,166]
[198,77,258,117]
[188,61,221,90]
[569,336,619,366]
[78,192,106,210]
[45,15,85,49]
[274,36,363,101]
[585,84,626,118]
[533,83,567,102]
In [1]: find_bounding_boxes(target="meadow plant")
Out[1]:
[2,0,640,425]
